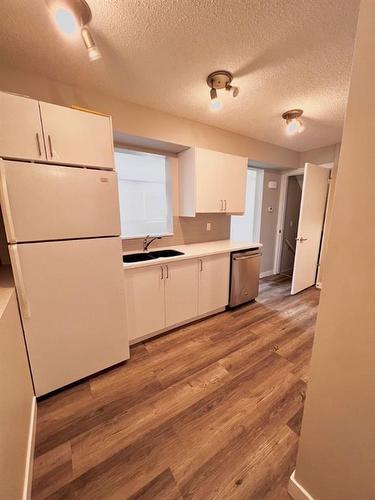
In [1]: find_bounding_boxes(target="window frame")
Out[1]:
[114,146,174,240]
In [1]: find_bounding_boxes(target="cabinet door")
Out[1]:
[165,259,199,327]
[195,148,226,213]
[0,92,46,161]
[198,253,230,315]
[124,265,165,342]
[221,154,247,214]
[39,102,114,169]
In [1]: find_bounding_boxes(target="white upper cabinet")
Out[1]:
[0,92,114,169]
[0,92,46,161]
[178,147,248,216]
[198,253,230,315]
[39,102,114,169]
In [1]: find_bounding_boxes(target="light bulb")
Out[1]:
[210,87,221,111]
[286,118,303,135]
[210,97,221,110]
[53,7,78,35]
[87,45,101,61]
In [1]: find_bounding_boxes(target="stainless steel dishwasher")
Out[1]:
[229,248,262,307]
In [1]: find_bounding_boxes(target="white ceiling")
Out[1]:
[0,0,360,152]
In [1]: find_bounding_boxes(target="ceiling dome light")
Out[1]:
[207,70,239,111]
[282,109,304,135]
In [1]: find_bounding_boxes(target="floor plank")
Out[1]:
[32,275,319,499]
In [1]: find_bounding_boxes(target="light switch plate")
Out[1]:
[268,180,278,189]
[206,222,211,231]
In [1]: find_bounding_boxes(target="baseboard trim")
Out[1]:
[23,397,37,500]
[288,471,315,500]
[260,270,274,278]
[129,307,226,345]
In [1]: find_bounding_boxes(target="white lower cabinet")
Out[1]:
[198,253,230,315]
[124,253,230,343]
[165,259,199,327]
[124,265,165,342]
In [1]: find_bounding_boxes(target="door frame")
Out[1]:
[273,162,334,276]
[273,167,304,275]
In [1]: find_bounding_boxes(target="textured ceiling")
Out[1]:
[0,0,360,152]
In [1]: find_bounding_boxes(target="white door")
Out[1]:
[165,259,199,327]
[39,102,114,169]
[0,160,120,242]
[291,163,330,294]
[0,92,46,161]
[10,237,128,396]
[198,253,230,315]
[124,265,165,342]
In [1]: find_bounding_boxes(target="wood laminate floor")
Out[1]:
[32,275,320,500]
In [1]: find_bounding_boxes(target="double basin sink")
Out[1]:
[123,249,184,263]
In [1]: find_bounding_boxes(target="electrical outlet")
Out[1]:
[206,222,212,231]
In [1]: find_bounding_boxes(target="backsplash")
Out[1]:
[122,214,231,252]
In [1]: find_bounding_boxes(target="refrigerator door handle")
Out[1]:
[0,163,16,243]
[9,245,31,319]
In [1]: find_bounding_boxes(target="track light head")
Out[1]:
[206,71,239,110]
[81,26,101,61]
[46,0,101,62]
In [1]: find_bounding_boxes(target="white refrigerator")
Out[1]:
[0,159,129,396]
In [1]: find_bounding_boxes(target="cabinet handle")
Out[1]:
[224,199,227,211]
[199,259,203,272]
[160,266,164,280]
[48,134,53,158]
[35,132,42,156]
[165,265,169,279]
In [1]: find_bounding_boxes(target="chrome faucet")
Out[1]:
[143,235,162,252]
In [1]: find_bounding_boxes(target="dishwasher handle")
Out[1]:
[233,253,262,261]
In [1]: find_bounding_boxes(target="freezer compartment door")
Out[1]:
[0,160,120,243]
[10,237,129,396]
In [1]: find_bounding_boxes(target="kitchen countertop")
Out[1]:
[123,240,262,270]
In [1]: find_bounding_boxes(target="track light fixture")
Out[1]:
[207,71,239,111]
[46,0,101,62]
[282,109,304,135]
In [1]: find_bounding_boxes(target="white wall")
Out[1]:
[259,170,281,274]
[291,2,375,498]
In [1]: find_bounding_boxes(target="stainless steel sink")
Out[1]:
[149,249,184,258]
[123,249,184,263]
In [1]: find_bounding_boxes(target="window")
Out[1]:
[115,149,173,239]
[230,167,264,241]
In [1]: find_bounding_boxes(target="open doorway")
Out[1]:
[279,175,303,277]
[230,167,264,241]
[274,163,332,294]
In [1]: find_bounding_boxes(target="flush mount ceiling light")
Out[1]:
[46,0,101,61]
[207,71,239,111]
[282,109,304,135]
